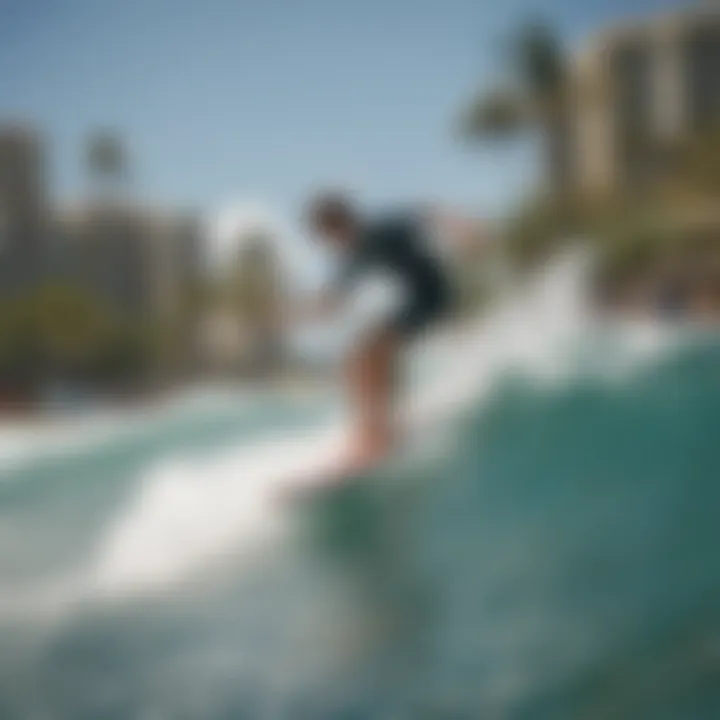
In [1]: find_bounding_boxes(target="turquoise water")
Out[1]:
[1,335,720,719]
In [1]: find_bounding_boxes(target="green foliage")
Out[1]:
[512,21,566,104]
[502,187,720,307]
[462,19,566,142]
[596,220,677,292]
[461,19,569,197]
[462,88,527,139]
[462,14,720,306]
[0,284,156,392]
[230,234,283,325]
[672,125,720,198]
[86,130,127,182]
[503,196,583,268]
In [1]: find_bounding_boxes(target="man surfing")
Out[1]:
[302,191,459,475]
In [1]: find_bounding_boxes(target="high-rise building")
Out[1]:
[53,201,203,378]
[54,203,199,314]
[569,7,720,196]
[0,125,47,292]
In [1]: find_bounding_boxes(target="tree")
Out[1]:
[461,21,569,193]
[233,234,282,317]
[0,295,42,396]
[85,130,129,198]
[0,285,156,399]
[28,284,110,371]
[230,232,285,375]
[672,124,720,199]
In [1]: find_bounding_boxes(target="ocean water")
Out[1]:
[1,255,720,719]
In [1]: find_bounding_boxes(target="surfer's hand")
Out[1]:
[287,292,339,324]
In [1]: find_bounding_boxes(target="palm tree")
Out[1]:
[462,21,570,194]
[231,232,284,375]
[85,130,129,199]
[28,284,112,376]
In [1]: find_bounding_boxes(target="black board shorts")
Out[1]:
[388,270,452,339]
[339,213,454,340]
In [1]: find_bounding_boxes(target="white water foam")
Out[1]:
[90,250,683,598]
[92,424,349,596]
[0,385,255,477]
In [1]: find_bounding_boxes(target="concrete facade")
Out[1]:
[569,7,720,196]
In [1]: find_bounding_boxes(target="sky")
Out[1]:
[0,0,686,267]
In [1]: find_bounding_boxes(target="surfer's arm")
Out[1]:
[287,289,343,324]
[422,204,490,255]
[286,250,367,324]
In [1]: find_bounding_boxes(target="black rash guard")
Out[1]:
[336,214,451,337]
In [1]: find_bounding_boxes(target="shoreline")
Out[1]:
[0,372,331,432]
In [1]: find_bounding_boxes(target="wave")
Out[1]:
[89,250,684,598]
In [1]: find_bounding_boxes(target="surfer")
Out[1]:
[303,192,461,473]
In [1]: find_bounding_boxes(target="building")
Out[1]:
[0,125,48,293]
[53,204,150,314]
[0,123,202,327]
[0,123,207,400]
[569,6,720,196]
[146,209,204,377]
[52,202,204,378]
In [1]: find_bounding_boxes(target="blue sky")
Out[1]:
[0,0,684,224]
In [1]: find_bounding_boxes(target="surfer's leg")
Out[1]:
[342,278,451,471]
[345,329,399,468]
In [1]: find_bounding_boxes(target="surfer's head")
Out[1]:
[307,191,359,248]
